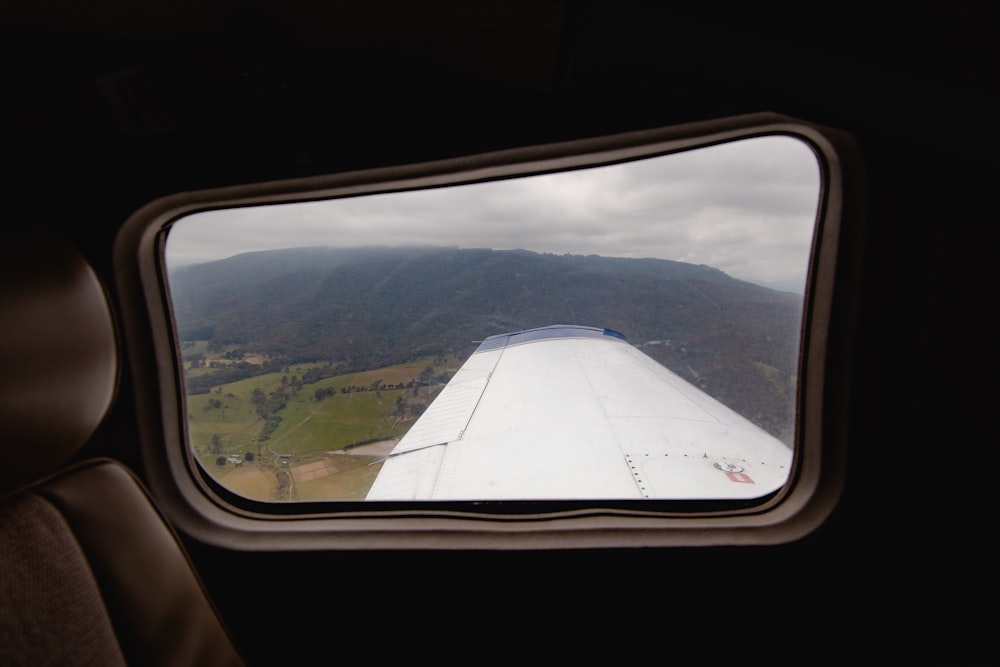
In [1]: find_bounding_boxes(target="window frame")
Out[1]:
[114,111,862,550]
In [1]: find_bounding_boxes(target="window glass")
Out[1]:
[165,135,819,502]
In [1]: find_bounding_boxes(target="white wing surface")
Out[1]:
[366,324,793,500]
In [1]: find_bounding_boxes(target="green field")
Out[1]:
[186,353,459,501]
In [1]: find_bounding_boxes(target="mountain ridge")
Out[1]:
[168,245,802,440]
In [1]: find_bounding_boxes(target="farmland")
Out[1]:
[185,353,460,501]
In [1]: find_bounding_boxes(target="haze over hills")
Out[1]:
[168,246,803,441]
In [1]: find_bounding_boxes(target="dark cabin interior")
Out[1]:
[1,2,995,663]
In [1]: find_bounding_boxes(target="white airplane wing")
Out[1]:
[366,324,793,500]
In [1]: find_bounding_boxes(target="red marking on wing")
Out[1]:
[725,471,755,484]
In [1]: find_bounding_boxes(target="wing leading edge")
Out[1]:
[366,324,793,500]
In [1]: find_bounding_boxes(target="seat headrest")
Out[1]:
[0,232,118,496]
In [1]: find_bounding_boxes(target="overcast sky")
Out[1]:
[166,135,820,293]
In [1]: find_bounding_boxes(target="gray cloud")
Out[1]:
[167,135,819,293]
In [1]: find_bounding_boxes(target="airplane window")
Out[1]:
[164,135,819,504]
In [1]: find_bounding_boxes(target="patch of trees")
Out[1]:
[258,416,282,443]
[300,364,341,385]
[314,387,337,401]
[184,359,285,395]
[251,387,285,445]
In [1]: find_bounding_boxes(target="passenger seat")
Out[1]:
[0,232,245,666]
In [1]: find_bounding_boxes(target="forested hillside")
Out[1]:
[169,246,802,441]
